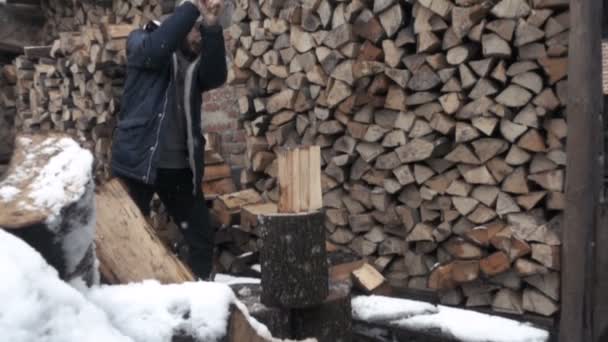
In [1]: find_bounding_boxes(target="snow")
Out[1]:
[214,273,261,285]
[0,229,133,342]
[85,281,235,342]
[0,185,19,201]
[29,137,93,224]
[352,295,549,342]
[395,305,549,342]
[352,295,438,322]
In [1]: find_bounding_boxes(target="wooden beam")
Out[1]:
[561,0,603,340]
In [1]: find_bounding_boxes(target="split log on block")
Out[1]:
[352,262,387,293]
[277,146,323,213]
[212,189,264,226]
[292,282,353,342]
[96,179,194,284]
[0,134,97,285]
[260,210,328,308]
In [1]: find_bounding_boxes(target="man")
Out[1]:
[111,0,227,280]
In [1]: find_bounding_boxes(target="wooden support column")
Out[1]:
[562,0,604,340]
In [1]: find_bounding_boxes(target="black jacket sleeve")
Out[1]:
[127,2,200,69]
[197,24,228,92]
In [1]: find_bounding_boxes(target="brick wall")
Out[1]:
[202,84,246,169]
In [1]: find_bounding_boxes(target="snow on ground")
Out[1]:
[0,229,133,342]
[86,281,235,342]
[352,295,549,342]
[352,295,438,322]
[214,273,262,285]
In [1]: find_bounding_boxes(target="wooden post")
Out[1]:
[562,0,603,340]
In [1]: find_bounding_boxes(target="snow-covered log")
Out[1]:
[0,134,97,285]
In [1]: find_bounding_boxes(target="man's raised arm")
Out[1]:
[127,1,201,69]
[197,0,228,91]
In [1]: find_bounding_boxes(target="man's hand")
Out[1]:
[199,0,224,26]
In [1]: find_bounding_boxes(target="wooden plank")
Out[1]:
[561,0,603,340]
[95,179,194,284]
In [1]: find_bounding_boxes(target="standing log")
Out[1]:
[260,210,328,308]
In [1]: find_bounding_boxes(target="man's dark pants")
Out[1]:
[121,168,215,279]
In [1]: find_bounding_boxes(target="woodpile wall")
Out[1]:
[227,0,567,318]
[8,0,172,181]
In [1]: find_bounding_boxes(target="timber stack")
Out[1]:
[11,0,172,181]
[227,0,567,318]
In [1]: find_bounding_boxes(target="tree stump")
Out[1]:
[260,210,328,308]
[292,281,353,342]
[0,134,98,285]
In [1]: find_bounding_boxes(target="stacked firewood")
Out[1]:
[227,0,568,318]
[0,63,17,175]
[12,0,172,180]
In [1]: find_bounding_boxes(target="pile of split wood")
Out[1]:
[10,0,172,181]
[227,0,567,318]
[0,63,17,175]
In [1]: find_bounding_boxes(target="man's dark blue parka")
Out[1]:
[111,2,227,191]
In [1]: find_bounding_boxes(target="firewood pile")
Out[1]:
[0,63,17,175]
[10,0,172,181]
[227,0,568,318]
